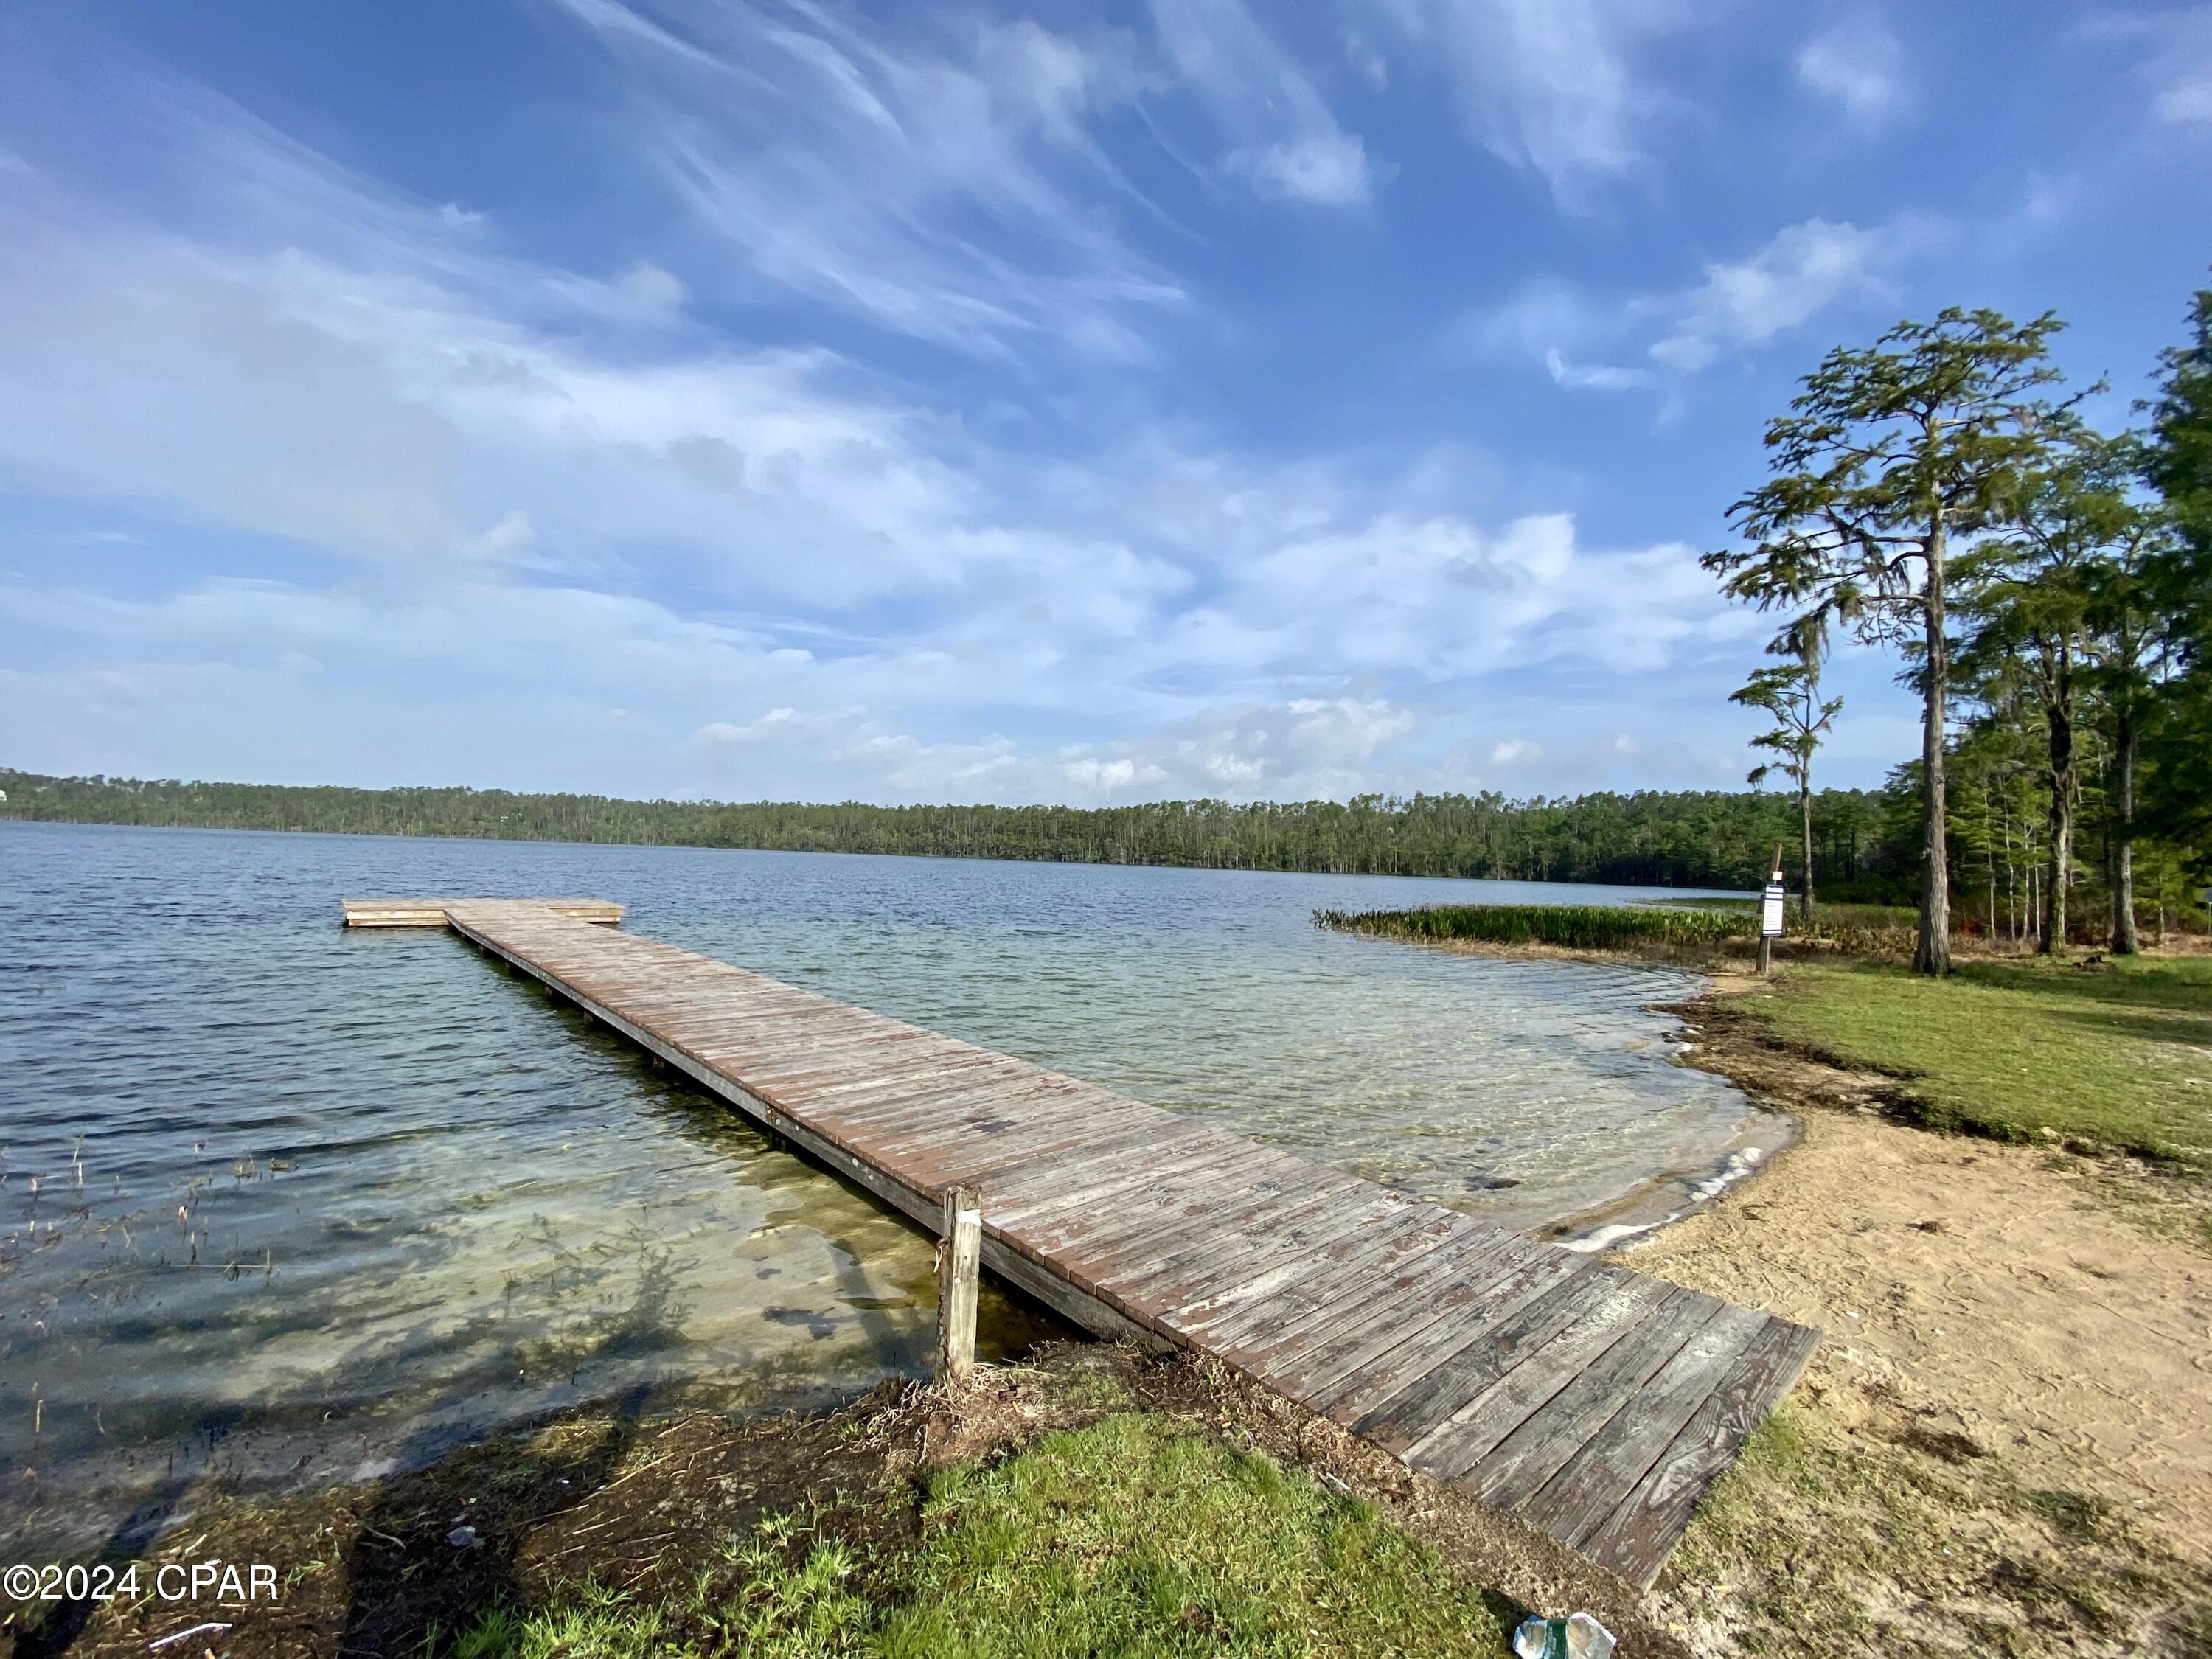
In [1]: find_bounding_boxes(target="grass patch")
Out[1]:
[453,1413,1512,1658]
[1316,902,1751,950]
[1756,956,2212,1169]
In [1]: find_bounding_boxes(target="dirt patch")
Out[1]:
[1,1346,1689,1659]
[1615,972,2212,1655]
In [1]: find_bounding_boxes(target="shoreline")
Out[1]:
[1407,939,1801,1251]
[10,1348,1694,1659]
[1381,932,2212,1642]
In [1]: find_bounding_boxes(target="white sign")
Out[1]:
[1760,883,1787,938]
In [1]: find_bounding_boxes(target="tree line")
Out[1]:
[1706,281,2212,972]
[3,769,1922,893]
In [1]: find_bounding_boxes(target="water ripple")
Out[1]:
[0,822,1775,1556]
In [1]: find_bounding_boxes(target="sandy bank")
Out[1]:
[1623,966,2212,1652]
[1389,934,2212,1649]
[1631,968,2212,1563]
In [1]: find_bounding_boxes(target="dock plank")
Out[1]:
[402,897,1814,1590]
[1424,1282,1716,1500]
[1195,1208,1466,1352]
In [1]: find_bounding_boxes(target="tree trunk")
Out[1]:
[1986,787,1997,940]
[2003,807,2017,945]
[1798,777,1816,922]
[1915,522,1952,975]
[2041,645,2074,955]
[2112,700,2140,955]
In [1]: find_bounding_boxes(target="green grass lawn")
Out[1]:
[453,1413,1512,1658]
[1758,955,2212,1168]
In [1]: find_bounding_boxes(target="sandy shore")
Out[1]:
[1632,966,2212,1560]
[1394,936,2212,1647]
[1601,963,2212,1652]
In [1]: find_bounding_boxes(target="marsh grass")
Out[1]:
[1314,902,1750,951]
[1317,899,1956,959]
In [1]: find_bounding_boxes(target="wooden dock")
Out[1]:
[342,897,623,929]
[356,897,1815,1587]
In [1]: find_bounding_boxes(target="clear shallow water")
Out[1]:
[0,821,1776,1555]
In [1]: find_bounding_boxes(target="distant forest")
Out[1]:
[0,768,1910,892]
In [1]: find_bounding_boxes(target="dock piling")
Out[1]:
[936,1185,983,1385]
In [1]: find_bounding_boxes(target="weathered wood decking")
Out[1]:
[341,897,623,928]
[353,896,1815,1587]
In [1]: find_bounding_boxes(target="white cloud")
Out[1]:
[1649,218,1905,372]
[0,69,1185,619]
[0,20,1816,804]
[1149,0,1380,206]
[687,695,1420,804]
[2088,10,2212,125]
[1343,30,1389,91]
[0,576,789,695]
[1794,12,1907,130]
[1461,216,1911,391]
[1544,348,1658,392]
[474,509,538,563]
[615,259,686,313]
[695,706,849,746]
[546,0,1182,357]
[1455,275,1605,361]
[1357,0,1705,208]
[1203,508,1731,681]
[1226,131,1377,207]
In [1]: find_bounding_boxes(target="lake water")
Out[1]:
[0,821,1779,1557]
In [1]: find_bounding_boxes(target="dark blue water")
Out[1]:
[0,821,1773,1555]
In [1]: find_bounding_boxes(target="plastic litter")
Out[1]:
[1512,1611,1616,1659]
[448,1524,481,1549]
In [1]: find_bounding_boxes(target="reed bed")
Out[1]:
[1313,902,1753,950]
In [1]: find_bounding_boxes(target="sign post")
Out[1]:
[1758,863,1787,977]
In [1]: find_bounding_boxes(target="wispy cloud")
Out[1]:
[1147,0,1381,206]
[1459,216,1915,392]
[2087,9,2212,125]
[1795,10,1909,131]
[690,694,1419,802]
[546,0,1184,358]
[1357,0,1707,209]
[1649,218,1907,371]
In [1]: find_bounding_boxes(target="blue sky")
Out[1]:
[2,1,2207,804]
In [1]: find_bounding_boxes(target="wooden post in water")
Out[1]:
[936,1185,982,1385]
